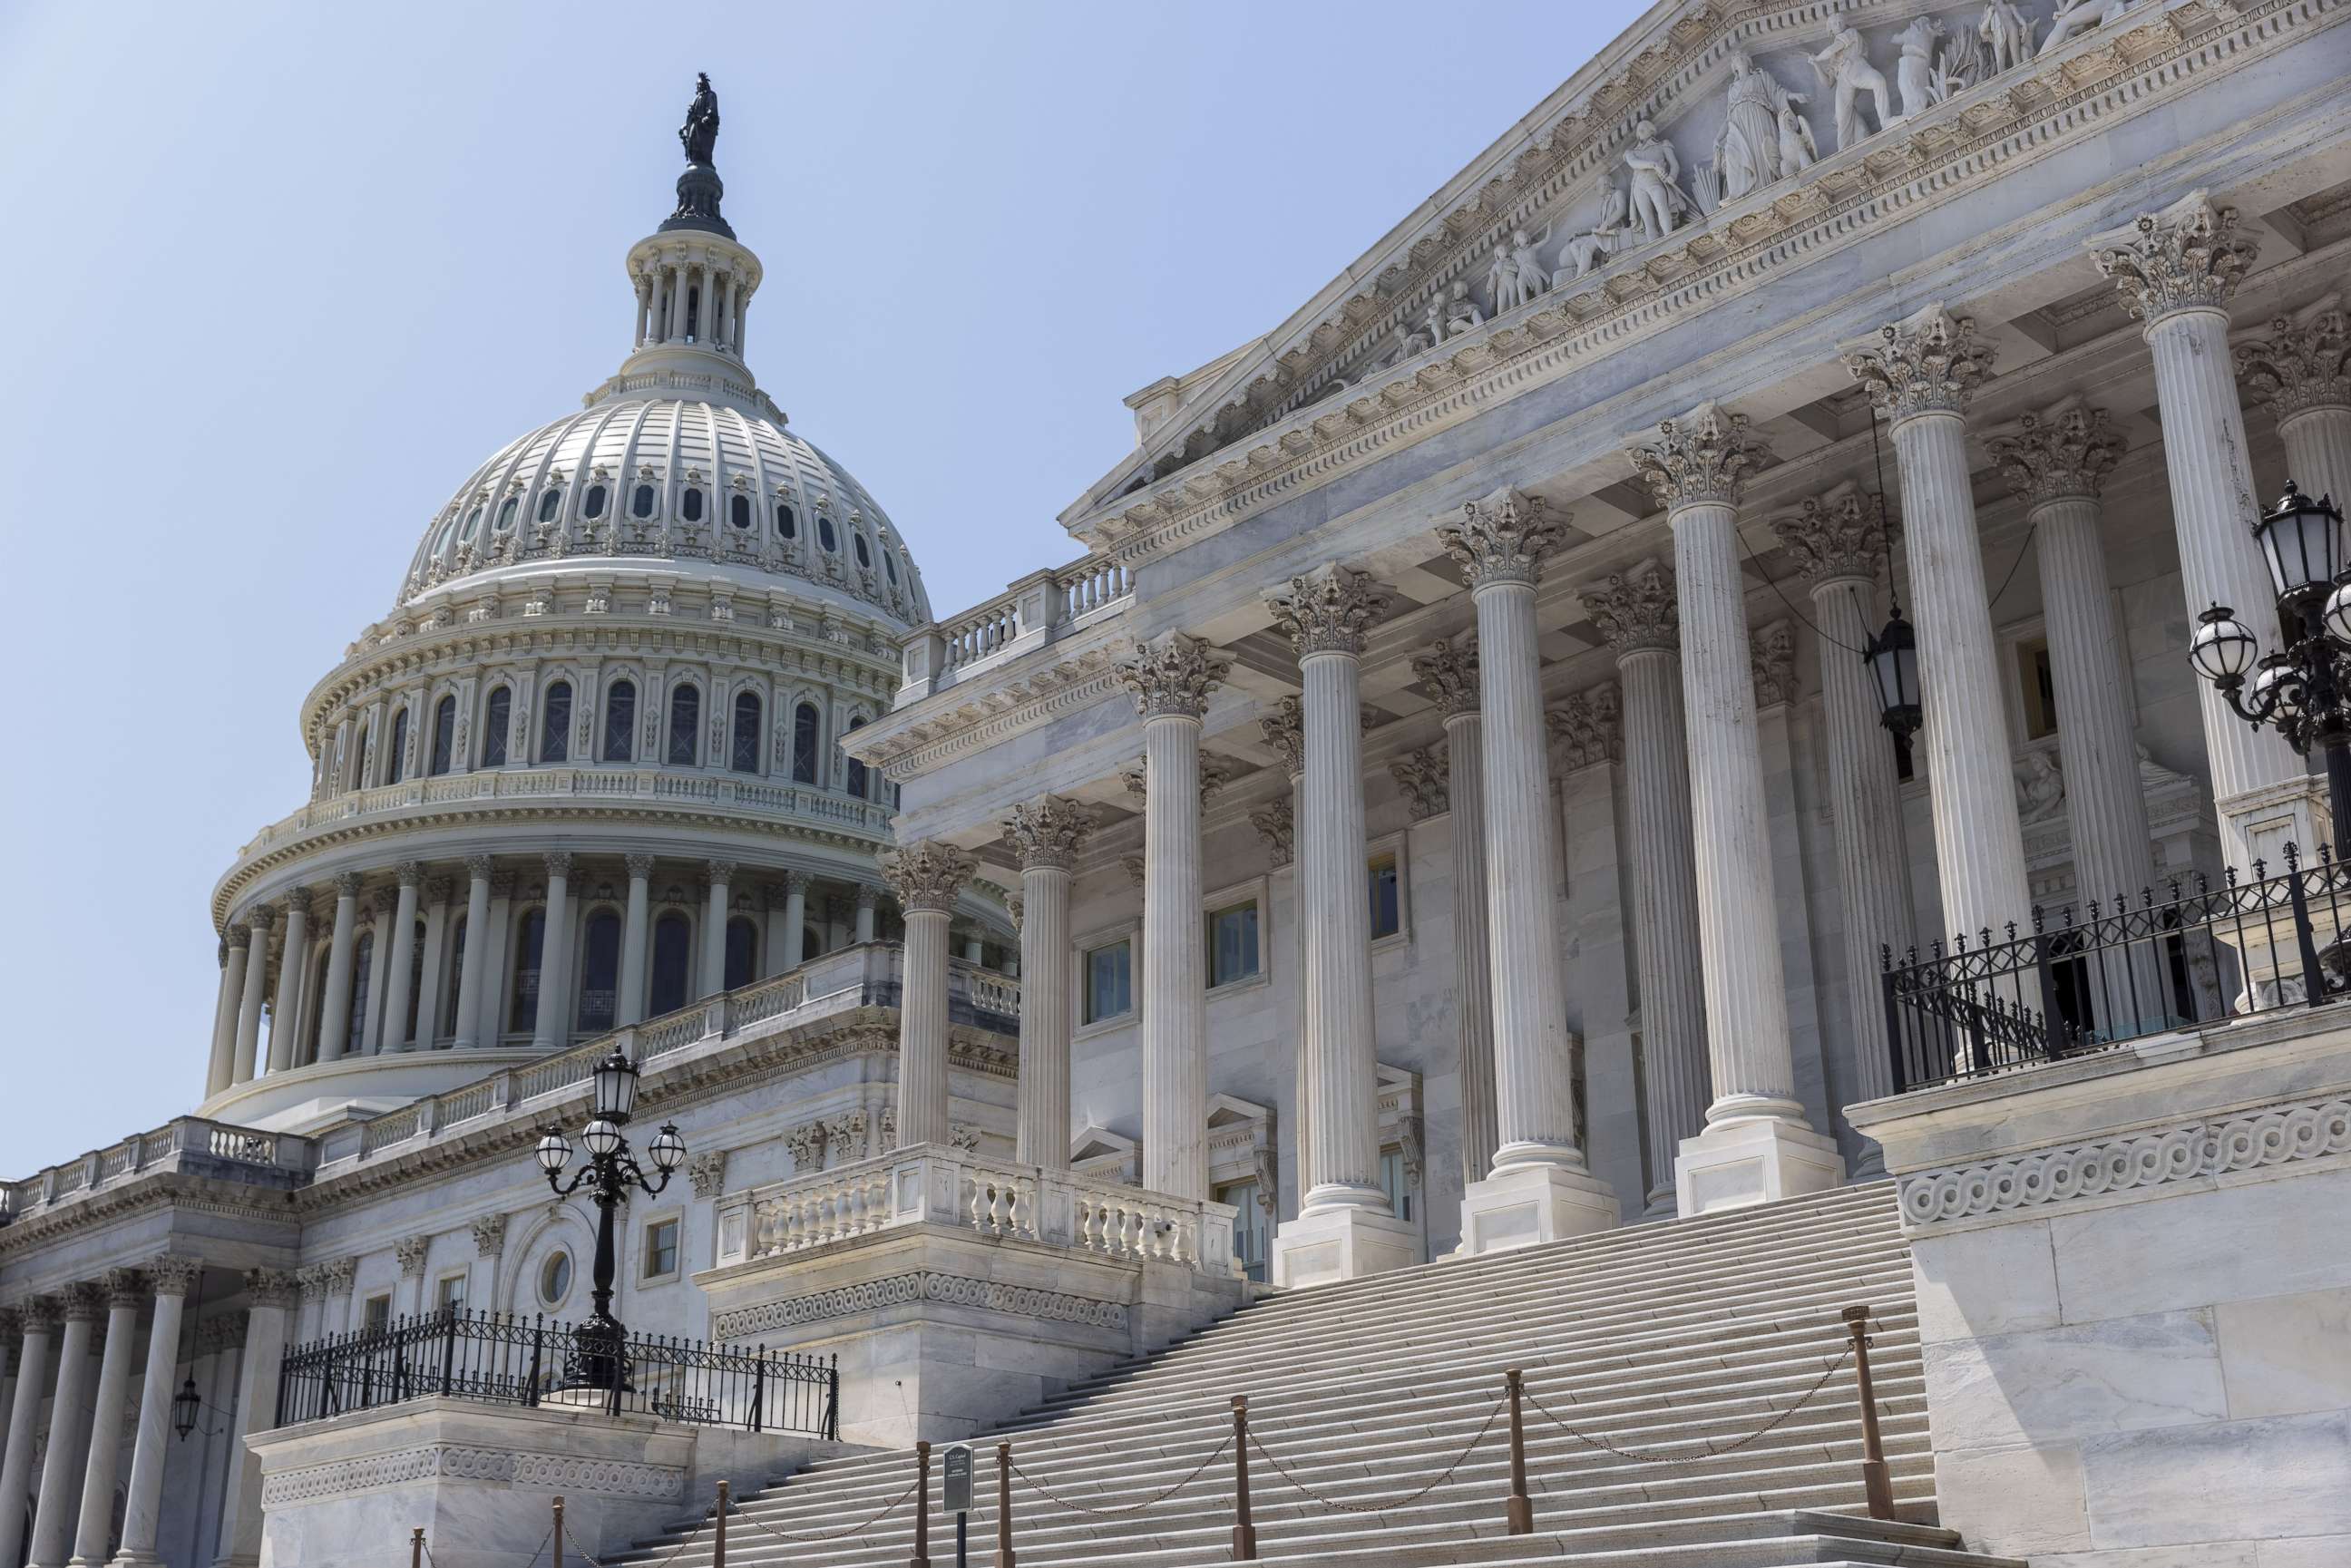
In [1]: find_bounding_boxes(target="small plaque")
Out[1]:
[941,1443,973,1514]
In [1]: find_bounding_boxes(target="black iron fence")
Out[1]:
[1880,843,2351,1092]
[276,1307,838,1437]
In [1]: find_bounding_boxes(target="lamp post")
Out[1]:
[536,1047,688,1395]
[2189,480,2351,861]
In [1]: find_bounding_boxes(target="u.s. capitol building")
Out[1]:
[4,4,2347,1566]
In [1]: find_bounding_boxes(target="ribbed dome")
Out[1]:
[398,393,932,629]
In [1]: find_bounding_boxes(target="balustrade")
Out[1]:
[1056,558,1131,620]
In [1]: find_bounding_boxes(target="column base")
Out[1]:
[1451,1164,1621,1258]
[1674,1117,1844,1219]
[105,1554,165,1568]
[1272,1206,1419,1289]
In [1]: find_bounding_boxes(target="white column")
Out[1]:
[2092,195,2325,867]
[315,872,363,1062]
[619,854,653,1025]
[265,897,308,1073]
[28,1284,101,1568]
[377,864,424,1051]
[452,856,494,1047]
[883,843,971,1147]
[532,852,573,1049]
[0,1302,58,1568]
[412,878,453,1047]
[1846,306,2034,941]
[1010,797,1088,1169]
[1439,491,1620,1253]
[358,891,395,1055]
[110,1258,202,1568]
[211,1271,296,1568]
[700,860,734,998]
[1259,699,1314,1204]
[231,906,273,1084]
[67,1274,142,1568]
[1776,489,1917,1130]
[773,873,808,971]
[1412,638,1499,1187]
[633,271,652,346]
[206,934,248,1096]
[1581,564,1712,1213]
[1633,407,1842,1214]
[855,887,879,945]
[477,873,516,1047]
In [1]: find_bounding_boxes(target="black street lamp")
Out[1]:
[537,1048,688,1394]
[1864,599,1922,742]
[2190,480,2351,860]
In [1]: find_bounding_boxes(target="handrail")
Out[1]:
[0,1117,312,1223]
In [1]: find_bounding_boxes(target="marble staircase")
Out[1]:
[611,1183,2024,1567]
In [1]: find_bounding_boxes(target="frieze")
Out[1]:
[710,1270,1128,1340]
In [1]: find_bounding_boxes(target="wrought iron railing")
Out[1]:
[1881,843,2351,1092]
[275,1307,838,1437]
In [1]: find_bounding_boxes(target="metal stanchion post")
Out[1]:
[1230,1396,1257,1561]
[1841,1306,1896,1522]
[553,1496,565,1568]
[410,1526,424,1568]
[1504,1369,1533,1534]
[911,1441,933,1568]
[713,1479,729,1568]
[994,1442,1015,1568]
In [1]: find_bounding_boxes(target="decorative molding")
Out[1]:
[710,1270,1128,1340]
[1579,561,1678,655]
[2089,190,2258,321]
[1007,795,1095,872]
[1774,482,1889,585]
[1438,488,1566,589]
[1546,683,1624,772]
[1628,402,1761,511]
[261,1444,685,1506]
[1843,303,1995,421]
[1264,567,1395,659]
[1985,402,2128,505]
[1388,749,1449,819]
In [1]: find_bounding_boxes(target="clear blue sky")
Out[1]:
[0,0,1646,1172]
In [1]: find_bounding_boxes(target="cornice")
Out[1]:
[863,639,1130,781]
[0,1170,301,1262]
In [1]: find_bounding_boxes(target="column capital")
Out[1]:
[393,1236,430,1279]
[333,871,366,898]
[224,924,253,953]
[706,858,737,884]
[57,1281,102,1323]
[18,1295,61,1332]
[245,1268,301,1310]
[488,872,519,901]
[394,861,426,889]
[471,1214,508,1258]
[424,876,455,905]
[543,851,574,880]
[854,884,880,911]
[882,842,974,915]
[2089,191,2258,322]
[323,1258,356,1295]
[623,853,656,880]
[1388,748,1449,819]
[1436,486,1566,589]
[294,1266,329,1303]
[687,1148,729,1200]
[1259,697,1305,777]
[1007,794,1095,872]
[1122,755,1235,804]
[1985,402,2129,506]
[1773,482,1890,585]
[1264,566,1394,659]
[1410,636,1481,717]
[1119,632,1231,721]
[783,869,813,897]
[1751,620,1798,708]
[196,1311,247,1354]
[1629,401,1762,511]
[242,903,276,933]
[1578,560,1679,655]
[1248,800,1295,867]
[101,1267,145,1311]
[1545,683,1624,771]
[2235,295,2351,419]
[1842,303,1995,420]
[464,853,496,880]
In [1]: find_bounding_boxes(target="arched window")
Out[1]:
[776,502,796,540]
[444,915,469,1036]
[536,489,561,524]
[685,286,700,342]
[385,707,410,785]
[885,550,900,585]
[403,918,428,1042]
[731,692,762,774]
[460,505,483,542]
[350,722,373,791]
[853,532,872,569]
[541,681,572,763]
[509,909,545,1033]
[729,493,751,530]
[308,946,332,1065]
[725,917,758,990]
[428,695,457,776]
[667,685,700,765]
[576,911,622,1033]
[583,483,608,520]
[817,514,839,553]
[844,716,869,799]
[602,679,636,763]
[496,496,518,531]
[481,687,511,767]
[631,483,657,519]
[649,913,692,1017]
[791,703,820,784]
[347,930,376,1057]
[681,487,705,523]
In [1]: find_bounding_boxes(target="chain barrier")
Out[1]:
[559,1517,613,1568]
[725,1470,922,1544]
[1246,1396,1507,1514]
[1007,1434,1232,1517]
[1519,1339,1856,1464]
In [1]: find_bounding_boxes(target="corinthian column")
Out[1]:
[453,855,495,1046]
[28,1283,102,1568]
[2237,295,2351,550]
[1412,637,1498,1188]
[267,896,308,1072]
[1580,562,1712,1213]
[68,1271,142,1568]
[1439,490,1619,1253]
[207,931,249,1096]
[1260,697,1313,1202]
[378,864,424,1051]
[1775,486,1916,1127]
[214,1271,297,1568]
[1008,797,1091,1169]
[532,852,574,1050]
[2092,194,2324,867]
[0,1300,57,1568]
[316,872,363,1062]
[1119,633,1229,1202]
[112,1259,203,1568]
[882,842,971,1147]
[1846,306,2033,942]
[232,905,274,1082]
[1631,407,1841,1213]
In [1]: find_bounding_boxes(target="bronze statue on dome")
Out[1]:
[679,73,720,167]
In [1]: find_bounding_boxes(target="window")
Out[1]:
[2018,636,2058,739]
[1207,901,1260,989]
[1378,1147,1416,1223]
[776,502,796,539]
[385,707,409,785]
[583,483,607,520]
[1216,1181,1269,1284]
[577,911,621,1033]
[537,1251,573,1310]
[885,550,900,585]
[461,504,483,541]
[347,930,375,1056]
[642,1217,680,1281]
[667,685,700,765]
[541,681,572,763]
[729,492,751,530]
[536,489,561,524]
[681,487,705,523]
[685,286,700,342]
[403,917,427,1041]
[363,1293,392,1332]
[730,692,761,774]
[1369,853,1400,940]
[602,679,636,763]
[509,909,544,1033]
[725,916,757,990]
[816,514,838,552]
[853,532,872,569]
[496,496,518,531]
[1084,939,1133,1025]
[844,716,868,799]
[435,1272,468,1311]
[791,703,820,784]
[444,915,468,1036]
[649,913,691,1017]
[631,483,657,519]
[482,687,511,767]
[428,695,456,776]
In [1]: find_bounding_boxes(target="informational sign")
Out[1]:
[941,1443,974,1514]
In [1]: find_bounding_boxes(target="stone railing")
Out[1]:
[0,1117,317,1224]
[896,554,1134,703]
[714,1144,1239,1279]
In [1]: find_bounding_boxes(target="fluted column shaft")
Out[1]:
[1141,710,1209,1199]
[1017,863,1074,1168]
[2278,404,2351,514]
[0,1313,55,1568]
[1443,707,1499,1186]
[1299,648,1384,1212]
[453,862,494,1047]
[213,1278,292,1568]
[207,937,247,1096]
[701,865,733,998]
[1617,644,1712,1195]
[29,1300,98,1568]
[777,876,809,970]
[618,861,652,1026]
[901,906,951,1144]
[69,1288,141,1568]
[379,872,423,1051]
[532,858,573,1050]
[232,911,272,1083]
[112,1271,195,1568]
[316,879,361,1062]
[267,901,308,1073]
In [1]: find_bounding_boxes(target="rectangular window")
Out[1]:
[2018,638,2058,739]
[1216,1181,1271,1284]
[643,1217,680,1281]
[1084,940,1133,1025]
[435,1272,467,1311]
[1206,901,1260,989]
[1378,1147,1415,1223]
[363,1293,392,1332]
[1368,854,1400,940]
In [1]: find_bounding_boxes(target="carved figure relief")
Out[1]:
[2045,0,2135,52]
[1809,24,1891,149]
[1979,1,2037,73]
[1893,17,1955,118]
[1620,121,1691,241]
[1715,54,1811,200]
[1487,226,1553,315]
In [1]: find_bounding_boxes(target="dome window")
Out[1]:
[667,684,700,765]
[725,917,757,989]
[535,490,561,525]
[731,692,762,774]
[649,913,692,1016]
[729,493,752,530]
[583,483,608,521]
[428,695,457,776]
[776,502,797,540]
[843,716,869,799]
[817,515,839,553]
[601,679,637,763]
[541,680,572,763]
[682,487,705,523]
[481,687,511,767]
[632,484,657,520]
[853,533,873,570]
[460,505,483,542]
[885,550,900,585]
[791,703,820,784]
[495,496,518,531]
[385,708,410,786]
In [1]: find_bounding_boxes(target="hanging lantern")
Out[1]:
[1864,602,1921,739]
[171,1375,202,1440]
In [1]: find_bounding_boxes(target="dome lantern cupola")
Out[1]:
[615,73,763,398]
